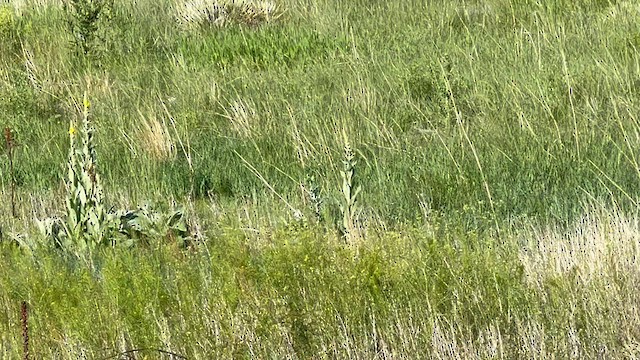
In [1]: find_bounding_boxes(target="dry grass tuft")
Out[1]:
[137,110,176,161]
[519,206,640,287]
[4,0,63,16]
[223,98,258,138]
[174,0,283,29]
[602,1,640,22]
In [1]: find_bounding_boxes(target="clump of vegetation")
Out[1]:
[175,0,284,29]
[0,4,19,50]
[114,204,190,247]
[63,0,114,56]
[44,93,109,250]
[0,5,15,36]
[38,94,191,251]
[4,0,640,357]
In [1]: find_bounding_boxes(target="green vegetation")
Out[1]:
[2,0,640,357]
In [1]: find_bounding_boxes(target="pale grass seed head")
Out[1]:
[21,46,39,91]
[20,44,74,115]
[430,318,522,359]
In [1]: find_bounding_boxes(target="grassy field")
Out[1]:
[2,0,640,358]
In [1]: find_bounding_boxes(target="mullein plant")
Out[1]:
[63,93,109,249]
[38,94,192,250]
[305,174,323,222]
[339,135,361,243]
[38,93,110,251]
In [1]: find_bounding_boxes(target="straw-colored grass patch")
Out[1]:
[136,110,176,161]
[175,0,283,29]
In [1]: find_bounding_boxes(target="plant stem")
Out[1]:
[21,301,29,360]
[4,127,16,218]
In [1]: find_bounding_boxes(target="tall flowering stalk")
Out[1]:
[63,93,108,249]
[37,93,192,251]
[339,133,361,243]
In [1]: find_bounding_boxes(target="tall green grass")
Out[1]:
[3,207,640,358]
[2,0,640,357]
[2,0,640,226]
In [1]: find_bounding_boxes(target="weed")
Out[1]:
[338,133,361,242]
[3,1,640,357]
[64,0,114,56]
[21,301,28,360]
[304,174,323,223]
[114,204,191,248]
[60,93,108,249]
[38,95,191,250]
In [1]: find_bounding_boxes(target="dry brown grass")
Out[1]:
[5,0,63,16]
[518,206,640,288]
[136,110,176,161]
[223,97,259,138]
[174,0,283,29]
